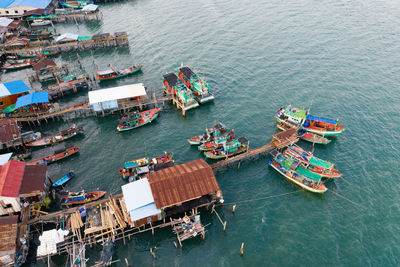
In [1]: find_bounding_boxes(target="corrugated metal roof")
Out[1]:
[0,215,18,256]
[19,164,46,196]
[272,128,297,140]
[55,33,79,42]
[147,159,220,209]
[32,59,56,71]
[0,80,30,98]
[0,0,52,9]
[0,160,25,198]
[0,119,20,144]
[0,153,12,165]
[15,91,49,109]
[88,83,147,105]
[0,17,13,27]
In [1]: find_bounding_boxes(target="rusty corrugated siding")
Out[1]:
[0,119,20,144]
[19,164,47,196]
[0,215,18,254]
[273,128,297,140]
[148,159,220,209]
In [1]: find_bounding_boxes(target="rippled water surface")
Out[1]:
[7,0,400,266]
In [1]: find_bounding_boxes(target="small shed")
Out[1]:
[32,59,57,72]
[55,33,78,43]
[0,215,18,266]
[81,4,98,12]
[0,119,22,150]
[0,80,30,110]
[88,83,147,113]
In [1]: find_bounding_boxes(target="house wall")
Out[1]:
[0,196,21,216]
[0,6,37,17]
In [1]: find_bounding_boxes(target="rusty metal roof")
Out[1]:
[0,215,18,255]
[0,160,25,198]
[272,128,297,140]
[32,59,56,71]
[0,119,20,144]
[19,164,47,196]
[147,159,220,209]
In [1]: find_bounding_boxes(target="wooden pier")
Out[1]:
[26,9,103,23]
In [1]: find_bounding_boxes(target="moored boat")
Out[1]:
[276,121,331,145]
[178,67,214,103]
[204,137,249,159]
[198,130,235,151]
[188,122,227,145]
[17,49,58,59]
[119,152,174,180]
[59,0,93,9]
[26,126,83,147]
[60,190,105,206]
[269,150,327,194]
[52,171,75,188]
[283,145,341,178]
[275,105,345,137]
[31,19,52,27]
[27,145,79,165]
[117,108,160,132]
[2,61,35,71]
[96,64,143,81]
[163,73,199,111]
[19,30,54,40]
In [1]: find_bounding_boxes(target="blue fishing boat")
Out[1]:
[52,171,75,188]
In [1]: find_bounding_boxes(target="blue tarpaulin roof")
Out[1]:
[0,0,51,9]
[306,114,337,125]
[15,92,48,109]
[0,80,30,98]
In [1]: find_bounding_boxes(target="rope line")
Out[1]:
[220,189,303,206]
[329,190,364,209]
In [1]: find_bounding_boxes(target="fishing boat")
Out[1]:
[204,137,249,159]
[17,49,58,59]
[96,64,143,81]
[19,30,53,40]
[188,122,228,145]
[60,72,89,83]
[27,145,79,165]
[59,0,93,9]
[60,190,105,206]
[163,73,199,111]
[198,130,235,151]
[52,171,75,188]
[2,61,36,71]
[119,152,174,180]
[117,108,160,132]
[276,121,331,145]
[7,58,35,65]
[178,67,214,103]
[275,105,345,137]
[283,145,341,178]
[31,19,51,27]
[269,150,327,194]
[26,126,83,147]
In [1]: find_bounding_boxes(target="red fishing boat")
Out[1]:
[27,145,79,165]
[26,126,83,147]
[117,108,160,132]
[60,190,106,206]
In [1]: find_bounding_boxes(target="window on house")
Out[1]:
[14,10,18,14]
[5,11,9,14]
[24,10,27,13]
[0,102,4,106]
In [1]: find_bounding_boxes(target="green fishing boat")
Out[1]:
[204,137,249,159]
[117,108,160,132]
[178,67,214,103]
[163,73,199,111]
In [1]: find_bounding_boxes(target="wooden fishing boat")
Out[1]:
[52,171,75,188]
[17,49,58,59]
[26,126,83,147]
[188,122,228,145]
[198,130,235,151]
[283,145,341,178]
[269,150,327,194]
[31,19,51,27]
[275,105,345,137]
[2,61,35,70]
[276,121,331,145]
[178,67,214,103]
[163,73,199,111]
[7,58,34,65]
[59,0,92,9]
[27,145,79,165]
[19,30,53,40]
[204,137,249,159]
[60,190,106,206]
[96,64,143,81]
[117,108,160,132]
[60,72,89,82]
[119,152,174,179]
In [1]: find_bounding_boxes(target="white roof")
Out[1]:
[55,33,79,42]
[88,83,147,105]
[0,17,13,28]
[0,153,12,165]
[122,178,154,212]
[82,4,98,11]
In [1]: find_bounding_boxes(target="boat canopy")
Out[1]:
[180,67,194,79]
[309,157,332,169]
[296,166,322,182]
[15,92,49,109]
[285,106,307,119]
[306,115,337,125]
[163,73,178,87]
[97,69,115,76]
[0,80,30,98]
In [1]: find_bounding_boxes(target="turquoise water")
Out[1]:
[7,0,400,265]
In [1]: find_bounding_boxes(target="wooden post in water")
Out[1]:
[240,242,244,256]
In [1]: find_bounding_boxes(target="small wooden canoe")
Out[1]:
[61,190,106,206]
[97,64,143,81]
[2,61,34,70]
[26,126,83,147]
[27,145,79,165]
[52,171,75,188]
